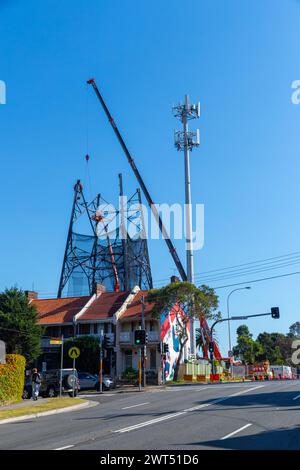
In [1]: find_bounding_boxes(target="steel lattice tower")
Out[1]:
[57,178,153,298]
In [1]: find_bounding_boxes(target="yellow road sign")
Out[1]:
[50,339,62,345]
[68,346,80,359]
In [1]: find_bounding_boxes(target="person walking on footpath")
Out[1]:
[31,368,41,400]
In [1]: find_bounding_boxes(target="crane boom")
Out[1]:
[87,79,187,282]
[200,317,222,360]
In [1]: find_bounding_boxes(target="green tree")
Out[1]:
[289,322,300,338]
[148,281,219,380]
[63,335,101,374]
[256,332,285,364]
[0,287,42,364]
[233,325,263,364]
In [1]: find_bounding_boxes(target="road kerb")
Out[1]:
[0,400,97,425]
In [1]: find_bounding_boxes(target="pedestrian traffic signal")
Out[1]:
[163,343,169,353]
[145,331,149,345]
[209,342,214,353]
[134,329,146,346]
[271,307,280,319]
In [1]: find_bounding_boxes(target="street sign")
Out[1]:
[50,338,63,345]
[0,340,6,364]
[68,346,80,359]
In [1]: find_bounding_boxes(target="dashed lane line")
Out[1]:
[122,402,150,410]
[221,423,253,440]
[54,445,75,450]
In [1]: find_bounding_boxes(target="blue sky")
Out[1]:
[1,0,300,354]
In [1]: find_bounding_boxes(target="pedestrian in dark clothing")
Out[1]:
[31,368,41,400]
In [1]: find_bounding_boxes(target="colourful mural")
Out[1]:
[160,304,190,381]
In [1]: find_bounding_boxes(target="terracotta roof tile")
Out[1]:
[32,296,90,325]
[79,291,130,320]
[119,291,155,320]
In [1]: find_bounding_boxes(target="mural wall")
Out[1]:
[160,304,190,381]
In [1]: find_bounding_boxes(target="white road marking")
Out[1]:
[292,394,300,401]
[122,402,150,410]
[114,385,264,433]
[54,445,75,450]
[221,423,252,440]
[229,385,265,397]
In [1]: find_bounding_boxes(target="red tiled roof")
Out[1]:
[32,296,90,325]
[32,290,155,325]
[119,291,155,320]
[79,291,130,320]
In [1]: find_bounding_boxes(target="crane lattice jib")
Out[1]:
[87,79,187,282]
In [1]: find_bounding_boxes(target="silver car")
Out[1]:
[78,372,115,390]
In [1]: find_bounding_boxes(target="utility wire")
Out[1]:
[153,249,300,284]
[213,269,300,290]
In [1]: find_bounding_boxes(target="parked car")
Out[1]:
[78,372,99,390]
[23,369,80,398]
[78,371,115,391]
[96,374,116,391]
[40,369,80,397]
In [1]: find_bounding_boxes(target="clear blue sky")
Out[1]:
[1,0,300,354]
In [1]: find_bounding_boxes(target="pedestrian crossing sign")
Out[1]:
[68,346,80,359]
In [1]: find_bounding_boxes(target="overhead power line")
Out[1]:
[213,269,300,290]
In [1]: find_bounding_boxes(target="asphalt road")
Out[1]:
[1,380,300,450]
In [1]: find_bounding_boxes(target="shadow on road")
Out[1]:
[190,424,300,450]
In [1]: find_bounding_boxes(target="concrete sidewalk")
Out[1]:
[1,397,49,411]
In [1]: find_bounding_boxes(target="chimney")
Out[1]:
[25,291,38,301]
[170,275,180,284]
[93,283,106,296]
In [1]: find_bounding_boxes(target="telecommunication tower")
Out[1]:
[173,95,200,354]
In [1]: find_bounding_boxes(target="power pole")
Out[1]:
[173,96,200,354]
[141,295,146,387]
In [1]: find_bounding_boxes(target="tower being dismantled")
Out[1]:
[57,175,153,298]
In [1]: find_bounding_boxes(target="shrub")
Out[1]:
[0,354,26,405]
[122,367,139,381]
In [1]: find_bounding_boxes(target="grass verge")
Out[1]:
[0,398,87,420]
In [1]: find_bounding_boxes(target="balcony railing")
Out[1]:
[119,332,132,343]
[147,331,160,342]
[119,331,160,344]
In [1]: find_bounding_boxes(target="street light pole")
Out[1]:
[226,287,251,357]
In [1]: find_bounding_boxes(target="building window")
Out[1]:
[45,326,60,338]
[93,323,98,334]
[79,324,90,335]
[124,350,132,370]
[150,349,156,370]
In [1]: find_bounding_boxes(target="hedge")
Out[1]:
[0,354,26,405]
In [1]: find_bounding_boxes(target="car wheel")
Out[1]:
[47,387,56,398]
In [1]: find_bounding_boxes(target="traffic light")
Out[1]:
[134,329,146,346]
[103,334,113,349]
[209,342,214,353]
[145,331,149,345]
[163,343,169,353]
[271,307,280,319]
